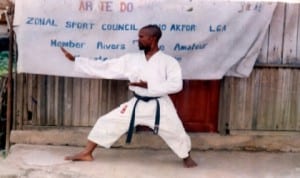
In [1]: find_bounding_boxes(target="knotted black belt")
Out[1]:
[126,92,161,144]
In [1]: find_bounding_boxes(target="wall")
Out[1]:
[13,3,300,134]
[218,3,300,133]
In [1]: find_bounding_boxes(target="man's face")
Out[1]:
[138,29,153,51]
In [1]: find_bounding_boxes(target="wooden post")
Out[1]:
[5,4,13,153]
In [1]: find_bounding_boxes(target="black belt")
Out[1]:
[126,92,161,144]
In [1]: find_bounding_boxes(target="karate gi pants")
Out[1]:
[88,95,191,159]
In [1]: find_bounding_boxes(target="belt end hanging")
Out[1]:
[153,125,159,134]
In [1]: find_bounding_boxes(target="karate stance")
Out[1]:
[61,24,197,168]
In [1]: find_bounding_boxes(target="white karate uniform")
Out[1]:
[74,51,191,159]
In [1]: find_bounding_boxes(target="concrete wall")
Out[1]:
[10,129,300,152]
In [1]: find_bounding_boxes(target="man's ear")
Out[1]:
[150,36,157,44]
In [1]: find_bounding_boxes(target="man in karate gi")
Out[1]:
[61,24,197,168]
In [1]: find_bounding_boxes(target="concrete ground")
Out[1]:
[0,144,300,178]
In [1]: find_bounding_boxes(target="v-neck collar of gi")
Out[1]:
[143,50,161,62]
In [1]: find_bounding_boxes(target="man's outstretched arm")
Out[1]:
[60,47,75,61]
[60,47,128,79]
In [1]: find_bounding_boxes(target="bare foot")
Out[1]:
[64,152,94,161]
[183,156,197,168]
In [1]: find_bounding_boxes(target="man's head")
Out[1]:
[138,24,162,51]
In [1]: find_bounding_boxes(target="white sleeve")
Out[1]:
[74,56,128,79]
[147,59,183,96]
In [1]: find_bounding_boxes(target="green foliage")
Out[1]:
[0,51,8,76]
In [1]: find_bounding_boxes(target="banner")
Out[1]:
[14,0,276,79]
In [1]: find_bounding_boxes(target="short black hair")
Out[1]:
[141,24,162,42]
